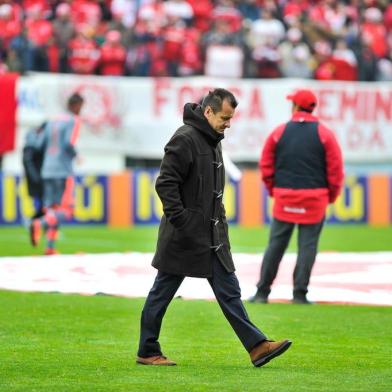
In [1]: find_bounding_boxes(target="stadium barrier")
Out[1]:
[0,170,390,226]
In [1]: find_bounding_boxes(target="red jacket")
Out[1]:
[260,111,344,224]
[99,44,126,76]
[67,36,99,74]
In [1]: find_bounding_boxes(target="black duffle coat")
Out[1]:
[151,103,235,278]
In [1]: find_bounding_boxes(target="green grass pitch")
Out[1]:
[1,224,392,391]
[1,224,392,256]
[0,290,391,392]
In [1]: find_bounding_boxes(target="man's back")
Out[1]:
[275,120,327,189]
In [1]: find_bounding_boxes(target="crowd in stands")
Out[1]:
[1,0,392,81]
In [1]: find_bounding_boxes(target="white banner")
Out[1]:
[16,74,392,163]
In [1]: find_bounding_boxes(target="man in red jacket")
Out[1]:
[250,89,344,304]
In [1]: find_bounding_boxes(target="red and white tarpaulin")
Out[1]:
[14,75,392,163]
[0,252,391,306]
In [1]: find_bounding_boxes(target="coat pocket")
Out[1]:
[173,208,207,251]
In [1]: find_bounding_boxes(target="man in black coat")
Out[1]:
[136,88,291,367]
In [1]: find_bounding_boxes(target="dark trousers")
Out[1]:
[256,218,324,299]
[138,254,267,357]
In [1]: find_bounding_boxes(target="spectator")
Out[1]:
[212,0,243,33]
[353,33,379,81]
[236,0,261,22]
[202,18,245,77]
[162,14,188,76]
[177,27,202,76]
[377,54,392,81]
[249,8,285,48]
[0,4,21,50]
[5,48,24,73]
[187,0,213,32]
[22,0,51,19]
[0,0,390,82]
[110,0,138,29]
[251,38,281,78]
[307,0,348,35]
[9,27,34,73]
[163,0,194,26]
[70,0,102,33]
[314,38,358,81]
[279,27,313,78]
[67,29,100,74]
[333,38,357,67]
[282,0,308,27]
[99,29,126,75]
[52,3,75,73]
[202,17,243,48]
[25,4,53,71]
[361,7,388,59]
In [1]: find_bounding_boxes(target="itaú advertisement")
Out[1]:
[0,175,107,225]
[0,170,390,226]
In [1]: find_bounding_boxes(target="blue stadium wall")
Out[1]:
[0,170,390,226]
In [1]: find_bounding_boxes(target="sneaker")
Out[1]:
[30,219,41,247]
[248,293,269,304]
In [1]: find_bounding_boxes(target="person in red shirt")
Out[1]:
[250,89,344,305]
[25,5,53,47]
[178,28,203,76]
[161,16,185,76]
[70,0,102,33]
[0,4,21,49]
[361,7,388,59]
[187,0,213,32]
[22,0,51,19]
[67,29,99,74]
[24,5,54,71]
[99,29,126,75]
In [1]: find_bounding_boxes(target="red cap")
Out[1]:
[286,89,317,111]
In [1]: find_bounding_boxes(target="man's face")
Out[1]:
[70,101,84,115]
[204,99,235,134]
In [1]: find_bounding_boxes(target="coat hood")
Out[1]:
[183,103,224,146]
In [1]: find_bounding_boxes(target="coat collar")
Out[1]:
[291,111,318,122]
[183,103,224,147]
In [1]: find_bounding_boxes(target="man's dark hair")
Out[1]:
[201,88,238,113]
[67,92,84,109]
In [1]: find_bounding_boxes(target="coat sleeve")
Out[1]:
[155,132,193,228]
[318,124,344,203]
[259,124,285,196]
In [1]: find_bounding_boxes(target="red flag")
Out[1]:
[0,73,18,154]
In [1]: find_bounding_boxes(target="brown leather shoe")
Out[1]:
[136,355,177,366]
[250,339,292,367]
